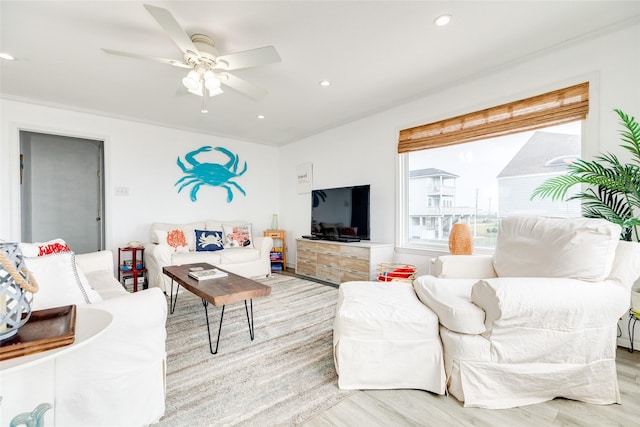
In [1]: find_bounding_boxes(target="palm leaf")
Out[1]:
[531,109,640,241]
[615,109,640,163]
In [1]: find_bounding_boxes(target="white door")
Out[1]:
[20,131,104,254]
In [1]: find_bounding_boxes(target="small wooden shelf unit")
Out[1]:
[295,239,394,285]
[118,247,147,292]
[264,230,286,272]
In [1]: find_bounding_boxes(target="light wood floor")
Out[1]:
[304,348,640,426]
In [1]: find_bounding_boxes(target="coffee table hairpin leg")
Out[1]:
[169,279,180,314]
[202,299,256,355]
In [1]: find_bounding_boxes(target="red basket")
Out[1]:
[377,263,417,283]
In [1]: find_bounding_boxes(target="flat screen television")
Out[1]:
[311,185,370,241]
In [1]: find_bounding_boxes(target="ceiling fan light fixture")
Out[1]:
[182,70,201,90]
[188,83,204,96]
[204,71,221,91]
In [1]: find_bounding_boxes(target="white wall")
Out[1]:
[0,100,280,255]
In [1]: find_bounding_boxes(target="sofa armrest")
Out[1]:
[471,277,630,334]
[255,236,273,260]
[434,255,497,279]
[55,288,167,425]
[76,250,114,275]
[144,242,173,292]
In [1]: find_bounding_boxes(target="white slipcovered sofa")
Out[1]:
[145,220,273,292]
[414,216,640,409]
[19,243,167,426]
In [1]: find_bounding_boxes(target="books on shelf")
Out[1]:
[188,268,228,280]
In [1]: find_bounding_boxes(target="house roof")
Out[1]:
[497,131,580,178]
[410,168,459,179]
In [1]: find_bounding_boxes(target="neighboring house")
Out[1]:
[408,168,474,240]
[497,131,581,217]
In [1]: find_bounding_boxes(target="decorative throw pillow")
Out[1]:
[194,229,224,252]
[223,224,254,248]
[19,238,72,258]
[24,251,102,311]
[155,229,189,253]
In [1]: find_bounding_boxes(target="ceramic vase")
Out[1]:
[271,214,279,230]
[449,223,473,255]
[0,242,36,341]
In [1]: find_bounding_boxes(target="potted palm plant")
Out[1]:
[532,109,640,317]
[531,109,640,242]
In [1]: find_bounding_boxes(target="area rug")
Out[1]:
[156,274,354,426]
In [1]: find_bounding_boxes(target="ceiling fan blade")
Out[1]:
[215,46,281,71]
[143,4,199,55]
[102,49,191,68]
[219,73,268,101]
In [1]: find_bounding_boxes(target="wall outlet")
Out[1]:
[114,186,130,197]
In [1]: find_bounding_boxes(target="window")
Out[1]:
[398,82,588,250]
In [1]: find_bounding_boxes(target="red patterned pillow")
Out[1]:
[19,238,71,257]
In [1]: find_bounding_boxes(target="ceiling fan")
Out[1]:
[102,4,281,102]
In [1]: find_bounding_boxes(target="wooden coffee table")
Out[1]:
[162,263,271,354]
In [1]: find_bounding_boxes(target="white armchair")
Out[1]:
[414,216,640,409]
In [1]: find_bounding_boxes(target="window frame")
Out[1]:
[396,82,590,254]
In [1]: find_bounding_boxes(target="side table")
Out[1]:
[263,230,286,272]
[0,307,112,425]
[118,246,147,292]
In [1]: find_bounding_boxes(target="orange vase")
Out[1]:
[449,223,473,255]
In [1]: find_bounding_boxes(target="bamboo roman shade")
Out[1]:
[398,82,589,154]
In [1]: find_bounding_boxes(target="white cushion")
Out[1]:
[218,248,261,264]
[171,251,222,265]
[493,216,620,281]
[335,281,439,339]
[413,275,486,334]
[25,252,102,311]
[607,241,640,288]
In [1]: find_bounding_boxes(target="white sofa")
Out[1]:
[20,247,167,426]
[414,216,640,409]
[145,220,273,292]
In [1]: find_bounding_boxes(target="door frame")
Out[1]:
[7,123,111,249]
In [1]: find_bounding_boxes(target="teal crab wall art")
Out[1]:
[175,146,247,202]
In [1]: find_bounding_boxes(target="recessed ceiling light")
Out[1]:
[433,14,452,27]
[0,53,15,61]
[201,109,208,114]
[257,115,265,119]
[319,80,331,87]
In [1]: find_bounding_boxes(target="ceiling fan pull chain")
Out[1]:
[201,89,208,114]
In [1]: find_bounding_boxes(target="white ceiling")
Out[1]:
[1,1,639,146]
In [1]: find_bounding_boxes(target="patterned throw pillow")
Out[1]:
[155,229,189,253]
[19,238,72,257]
[194,230,224,252]
[222,224,254,248]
